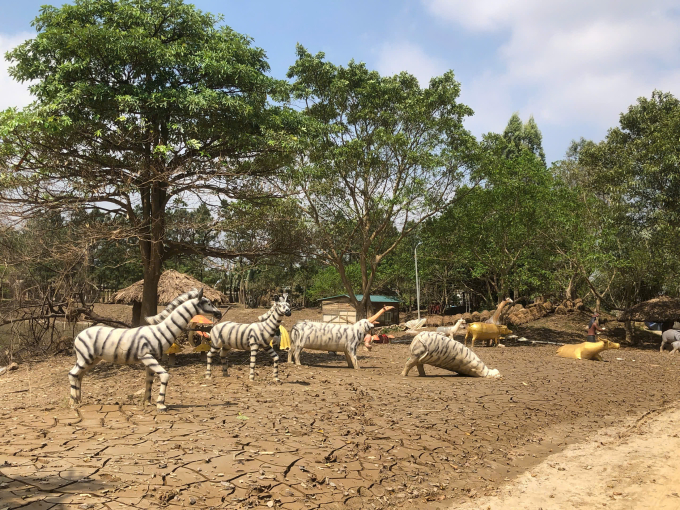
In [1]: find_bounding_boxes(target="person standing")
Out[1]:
[587,312,606,342]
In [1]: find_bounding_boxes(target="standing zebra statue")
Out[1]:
[402,332,501,378]
[143,288,201,325]
[206,295,291,381]
[68,289,222,411]
[289,306,394,369]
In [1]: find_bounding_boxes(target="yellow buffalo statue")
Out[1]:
[464,322,512,348]
[556,339,620,361]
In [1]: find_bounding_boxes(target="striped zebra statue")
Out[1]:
[288,319,375,369]
[402,332,501,378]
[206,295,291,381]
[68,289,222,411]
[143,288,201,325]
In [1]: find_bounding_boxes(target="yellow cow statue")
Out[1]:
[556,339,620,361]
[464,322,512,348]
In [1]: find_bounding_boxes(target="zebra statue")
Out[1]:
[143,288,201,325]
[206,295,291,381]
[288,319,374,369]
[68,289,222,411]
[402,332,501,378]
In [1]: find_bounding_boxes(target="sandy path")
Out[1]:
[455,404,680,510]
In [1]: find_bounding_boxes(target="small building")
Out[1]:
[319,294,400,325]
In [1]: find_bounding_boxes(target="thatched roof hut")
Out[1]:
[618,296,680,323]
[113,270,228,325]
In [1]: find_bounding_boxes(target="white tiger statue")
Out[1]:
[402,331,501,378]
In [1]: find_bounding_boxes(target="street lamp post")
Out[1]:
[415,242,422,320]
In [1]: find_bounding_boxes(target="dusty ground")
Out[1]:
[0,307,678,509]
[455,403,680,509]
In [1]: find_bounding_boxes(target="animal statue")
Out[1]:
[257,302,277,322]
[402,332,501,378]
[435,318,467,338]
[289,319,375,369]
[206,295,291,381]
[669,340,680,354]
[556,339,620,360]
[143,288,201,325]
[69,289,221,411]
[660,329,680,353]
[464,322,512,348]
[485,297,513,325]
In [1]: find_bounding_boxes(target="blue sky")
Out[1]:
[2,0,679,164]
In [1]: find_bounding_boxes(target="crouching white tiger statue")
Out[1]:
[402,332,501,378]
[68,289,222,411]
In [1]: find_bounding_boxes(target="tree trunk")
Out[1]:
[624,320,636,345]
[355,297,370,321]
[138,181,166,324]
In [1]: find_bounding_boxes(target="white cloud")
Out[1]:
[0,32,34,111]
[422,0,680,160]
[375,41,448,88]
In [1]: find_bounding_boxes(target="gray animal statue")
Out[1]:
[660,329,680,353]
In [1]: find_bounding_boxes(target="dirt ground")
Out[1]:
[0,306,678,509]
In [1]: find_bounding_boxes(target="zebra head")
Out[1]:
[194,288,222,319]
[275,294,292,317]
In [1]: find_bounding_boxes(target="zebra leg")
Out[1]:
[416,364,426,376]
[249,345,258,381]
[265,347,280,382]
[68,358,99,406]
[220,347,229,376]
[68,361,87,406]
[287,347,293,364]
[205,345,219,379]
[144,367,154,405]
[140,355,170,411]
[293,343,302,366]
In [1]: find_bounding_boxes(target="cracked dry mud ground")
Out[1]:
[1,341,680,510]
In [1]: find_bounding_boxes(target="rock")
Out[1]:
[544,301,553,312]
[190,497,197,505]
[554,305,568,315]
[462,313,473,322]
[510,304,524,313]
[480,310,491,321]
[470,311,481,322]
[0,362,18,376]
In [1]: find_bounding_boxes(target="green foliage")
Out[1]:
[0,0,304,313]
[285,46,475,316]
[502,113,546,165]
[423,130,555,304]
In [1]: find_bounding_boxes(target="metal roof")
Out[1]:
[320,294,400,303]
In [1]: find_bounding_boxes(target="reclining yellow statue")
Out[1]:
[556,338,620,361]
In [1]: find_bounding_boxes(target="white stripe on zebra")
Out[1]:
[402,332,501,378]
[144,289,201,325]
[288,319,374,369]
[206,296,291,381]
[68,289,221,411]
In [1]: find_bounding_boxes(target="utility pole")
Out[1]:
[415,242,422,320]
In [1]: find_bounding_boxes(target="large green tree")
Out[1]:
[285,46,476,319]
[424,133,555,304]
[0,0,302,321]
